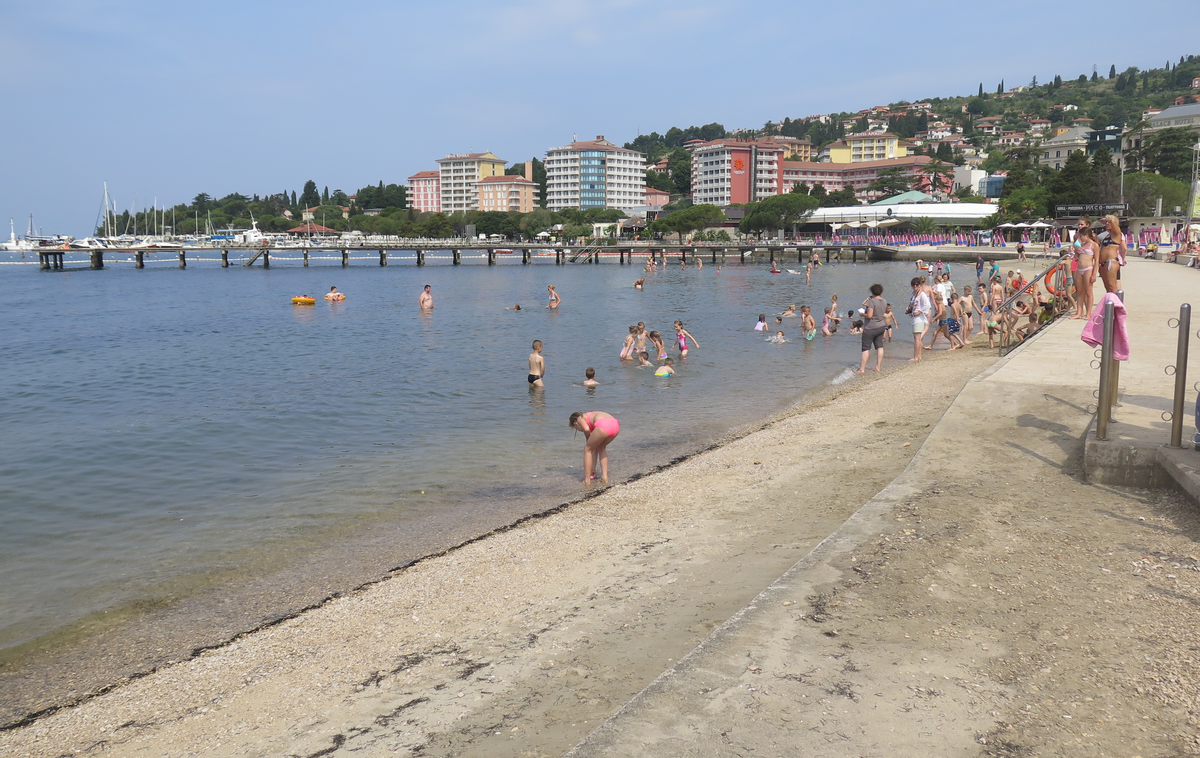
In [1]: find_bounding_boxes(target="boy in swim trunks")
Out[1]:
[528,340,545,387]
[801,306,817,340]
[654,358,675,377]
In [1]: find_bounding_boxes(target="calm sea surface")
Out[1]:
[0,249,921,664]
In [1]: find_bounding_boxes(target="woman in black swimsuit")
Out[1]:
[1097,214,1125,294]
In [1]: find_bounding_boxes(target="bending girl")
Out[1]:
[569,410,619,484]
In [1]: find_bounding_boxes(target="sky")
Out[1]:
[1,0,1195,237]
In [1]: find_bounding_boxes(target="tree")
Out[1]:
[978,82,983,97]
[1143,127,1198,183]
[1109,64,1116,79]
[935,141,954,162]
[919,160,954,196]
[997,80,1004,94]
[300,180,320,210]
[322,186,330,203]
[1031,75,1038,88]
[966,97,987,115]
[650,204,726,239]
[192,193,212,212]
[645,169,673,193]
[667,148,692,196]
[821,186,860,207]
[1091,145,1121,203]
[737,193,818,237]
[910,217,938,235]
[1047,150,1094,208]
[866,167,913,198]
[809,184,827,199]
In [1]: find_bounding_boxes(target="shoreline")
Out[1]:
[0,350,879,730]
[1,342,1002,755]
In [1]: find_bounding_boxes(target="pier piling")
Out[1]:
[522,248,530,265]
[222,250,229,268]
[487,249,496,266]
[135,251,144,269]
[262,251,269,269]
[178,250,186,269]
[379,250,387,267]
[301,250,307,267]
[90,251,104,270]
[416,250,425,266]
[453,249,461,265]
[342,250,349,268]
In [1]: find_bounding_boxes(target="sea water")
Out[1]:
[0,250,921,665]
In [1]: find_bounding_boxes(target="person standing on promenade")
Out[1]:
[569,410,619,484]
[527,340,545,388]
[1072,221,1098,319]
[419,284,434,309]
[1097,215,1126,293]
[1016,242,1026,262]
[908,277,931,361]
[546,285,562,309]
[857,283,887,373]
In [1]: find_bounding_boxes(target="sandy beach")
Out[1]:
[2,342,999,757]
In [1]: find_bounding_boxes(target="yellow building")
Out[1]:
[435,151,507,212]
[826,132,908,163]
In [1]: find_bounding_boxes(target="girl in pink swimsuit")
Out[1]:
[673,320,699,357]
[569,410,620,485]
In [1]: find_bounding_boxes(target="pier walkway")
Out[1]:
[31,241,1023,271]
[568,258,1200,756]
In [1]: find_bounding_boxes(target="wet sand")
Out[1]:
[1,341,999,757]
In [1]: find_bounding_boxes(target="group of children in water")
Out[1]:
[617,320,699,377]
[756,294,897,345]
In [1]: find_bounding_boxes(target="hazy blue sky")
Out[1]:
[2,0,1194,236]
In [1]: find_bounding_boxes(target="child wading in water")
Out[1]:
[569,410,619,484]
[655,358,675,376]
[582,367,599,387]
[801,306,817,340]
[673,320,699,357]
[527,340,545,387]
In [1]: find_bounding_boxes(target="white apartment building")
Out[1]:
[544,136,646,211]
[690,139,784,206]
[435,152,507,212]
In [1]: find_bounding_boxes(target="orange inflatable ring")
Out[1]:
[1044,263,1067,297]
[292,296,316,305]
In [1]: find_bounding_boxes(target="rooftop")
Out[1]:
[435,152,505,163]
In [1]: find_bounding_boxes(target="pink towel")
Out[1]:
[1080,293,1129,361]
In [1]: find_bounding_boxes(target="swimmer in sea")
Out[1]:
[582,367,599,387]
[801,305,816,340]
[569,410,620,484]
[546,285,562,309]
[636,351,653,367]
[767,330,788,343]
[326,286,345,301]
[419,284,433,309]
[505,304,522,310]
[633,278,645,290]
[527,340,545,388]
[782,304,797,317]
[754,314,767,332]
[654,358,675,377]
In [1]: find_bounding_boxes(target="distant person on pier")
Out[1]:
[419,284,434,309]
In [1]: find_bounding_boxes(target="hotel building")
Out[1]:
[825,132,910,163]
[689,138,786,206]
[407,170,441,213]
[544,136,646,211]
[435,151,507,213]
[476,164,540,213]
[780,155,933,201]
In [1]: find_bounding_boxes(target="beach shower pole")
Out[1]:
[1108,290,1124,414]
[1170,303,1191,447]
[1096,299,1116,440]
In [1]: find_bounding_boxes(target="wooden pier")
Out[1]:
[34,241,938,272]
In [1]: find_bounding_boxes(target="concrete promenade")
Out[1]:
[568,258,1200,756]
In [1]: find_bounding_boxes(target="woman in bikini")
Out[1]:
[619,325,638,360]
[569,410,620,484]
[1097,214,1126,294]
[1072,220,1098,319]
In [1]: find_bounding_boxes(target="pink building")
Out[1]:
[645,188,670,209]
[407,170,441,213]
[781,155,934,202]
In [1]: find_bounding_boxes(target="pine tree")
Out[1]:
[978,82,983,97]
[1109,64,1116,79]
[997,80,1004,94]
[291,190,297,208]
[322,186,330,203]
[1091,70,1098,82]
[1031,75,1038,87]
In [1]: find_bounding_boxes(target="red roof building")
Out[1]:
[287,223,336,235]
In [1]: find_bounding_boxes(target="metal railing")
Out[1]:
[994,254,1074,355]
[1092,290,1125,441]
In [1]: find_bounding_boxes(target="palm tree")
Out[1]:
[911,217,938,235]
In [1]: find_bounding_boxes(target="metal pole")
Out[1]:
[1108,290,1124,412]
[1171,303,1191,447]
[1096,299,1116,440]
